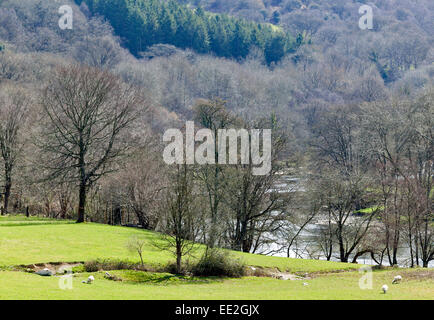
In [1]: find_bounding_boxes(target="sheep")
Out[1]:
[82,275,95,284]
[303,282,309,286]
[87,275,95,283]
[382,284,388,294]
[36,268,53,276]
[392,275,402,284]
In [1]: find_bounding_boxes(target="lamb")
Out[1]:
[382,284,388,294]
[392,275,402,284]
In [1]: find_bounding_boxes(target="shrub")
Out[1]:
[191,249,246,278]
[164,261,191,275]
[84,259,137,272]
[125,235,146,267]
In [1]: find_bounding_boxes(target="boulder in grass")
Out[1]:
[36,268,53,276]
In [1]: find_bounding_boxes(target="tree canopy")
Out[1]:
[76,0,299,64]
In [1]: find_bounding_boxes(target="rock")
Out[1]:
[36,268,53,276]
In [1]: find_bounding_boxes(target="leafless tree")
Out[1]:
[223,117,290,253]
[193,98,235,248]
[155,164,200,274]
[0,84,29,214]
[39,65,143,222]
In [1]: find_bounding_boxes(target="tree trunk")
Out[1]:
[338,225,348,262]
[3,177,11,214]
[77,183,86,223]
[113,204,122,225]
[176,241,182,274]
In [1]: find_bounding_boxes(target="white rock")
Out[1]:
[36,268,53,276]
[392,275,402,284]
[382,284,388,294]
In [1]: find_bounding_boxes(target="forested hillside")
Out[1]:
[75,0,300,64]
[181,0,434,84]
[0,0,432,268]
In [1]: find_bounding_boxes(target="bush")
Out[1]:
[191,249,246,278]
[84,259,138,272]
[164,261,190,275]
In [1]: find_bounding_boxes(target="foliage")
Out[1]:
[192,249,246,278]
[76,0,299,64]
[84,258,139,272]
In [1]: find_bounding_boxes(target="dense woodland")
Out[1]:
[76,0,300,64]
[0,0,432,268]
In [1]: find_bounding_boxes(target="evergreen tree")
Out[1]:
[78,0,299,63]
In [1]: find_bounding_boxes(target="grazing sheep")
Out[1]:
[303,282,309,286]
[392,275,402,284]
[86,275,95,284]
[36,268,53,276]
[382,284,388,294]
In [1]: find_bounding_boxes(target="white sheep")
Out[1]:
[303,282,309,286]
[36,268,53,276]
[86,275,95,284]
[392,275,402,284]
[382,284,388,294]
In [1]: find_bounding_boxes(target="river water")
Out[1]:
[261,175,433,268]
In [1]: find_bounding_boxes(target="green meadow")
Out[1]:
[0,215,432,300]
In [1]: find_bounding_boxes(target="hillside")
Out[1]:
[75,0,300,64]
[0,0,432,302]
[0,216,433,300]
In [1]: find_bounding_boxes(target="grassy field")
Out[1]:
[0,215,433,300]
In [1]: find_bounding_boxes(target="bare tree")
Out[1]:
[126,235,146,268]
[120,145,166,229]
[223,117,290,253]
[193,98,235,248]
[156,164,200,274]
[361,88,433,267]
[0,84,29,214]
[39,65,142,222]
[310,106,379,262]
